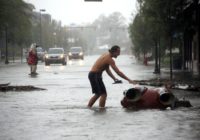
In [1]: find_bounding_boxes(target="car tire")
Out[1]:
[45,62,50,66]
[62,61,66,65]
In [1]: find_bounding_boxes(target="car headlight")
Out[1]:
[60,54,64,58]
[45,54,49,58]
[68,52,72,56]
[79,52,83,55]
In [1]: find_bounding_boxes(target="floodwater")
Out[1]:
[0,55,200,140]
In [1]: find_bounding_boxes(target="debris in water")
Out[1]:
[0,83,46,92]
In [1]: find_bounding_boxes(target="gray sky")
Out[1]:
[24,0,137,26]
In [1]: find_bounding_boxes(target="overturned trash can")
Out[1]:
[121,86,192,110]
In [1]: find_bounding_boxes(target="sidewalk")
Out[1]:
[161,68,200,86]
[140,60,200,85]
[0,59,27,66]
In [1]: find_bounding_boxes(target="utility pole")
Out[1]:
[40,9,46,47]
[5,25,9,64]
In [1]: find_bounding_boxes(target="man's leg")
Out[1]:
[99,94,107,107]
[88,95,99,107]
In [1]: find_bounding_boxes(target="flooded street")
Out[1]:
[0,55,200,140]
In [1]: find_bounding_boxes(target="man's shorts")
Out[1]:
[88,72,107,95]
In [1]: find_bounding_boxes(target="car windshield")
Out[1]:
[36,47,44,52]
[48,48,64,54]
[70,47,82,52]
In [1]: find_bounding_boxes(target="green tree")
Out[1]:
[129,14,153,60]
[0,0,33,44]
[129,0,188,76]
[0,0,33,63]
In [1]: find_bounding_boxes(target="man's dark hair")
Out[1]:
[109,45,120,54]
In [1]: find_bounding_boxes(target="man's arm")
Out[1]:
[106,66,117,81]
[109,59,132,83]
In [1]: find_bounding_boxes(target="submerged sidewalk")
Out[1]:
[136,60,200,87]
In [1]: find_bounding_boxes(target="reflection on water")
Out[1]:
[68,59,84,66]
[0,55,200,140]
[0,91,199,140]
[44,65,66,72]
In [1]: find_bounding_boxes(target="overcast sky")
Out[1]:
[24,0,138,26]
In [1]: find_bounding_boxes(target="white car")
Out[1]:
[44,48,67,66]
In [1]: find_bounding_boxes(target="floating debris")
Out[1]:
[134,79,200,92]
[0,84,46,92]
[0,83,10,87]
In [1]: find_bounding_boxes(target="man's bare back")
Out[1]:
[90,52,114,73]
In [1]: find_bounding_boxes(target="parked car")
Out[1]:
[68,46,84,60]
[36,47,45,62]
[44,48,67,66]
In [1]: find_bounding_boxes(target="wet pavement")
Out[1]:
[0,55,200,140]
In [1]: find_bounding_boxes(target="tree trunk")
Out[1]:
[154,40,160,74]
[170,36,173,80]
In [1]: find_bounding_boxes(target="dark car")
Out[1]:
[44,48,67,66]
[36,47,45,62]
[68,47,84,60]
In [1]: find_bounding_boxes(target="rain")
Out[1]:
[0,0,200,140]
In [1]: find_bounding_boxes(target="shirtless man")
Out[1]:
[88,45,134,108]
